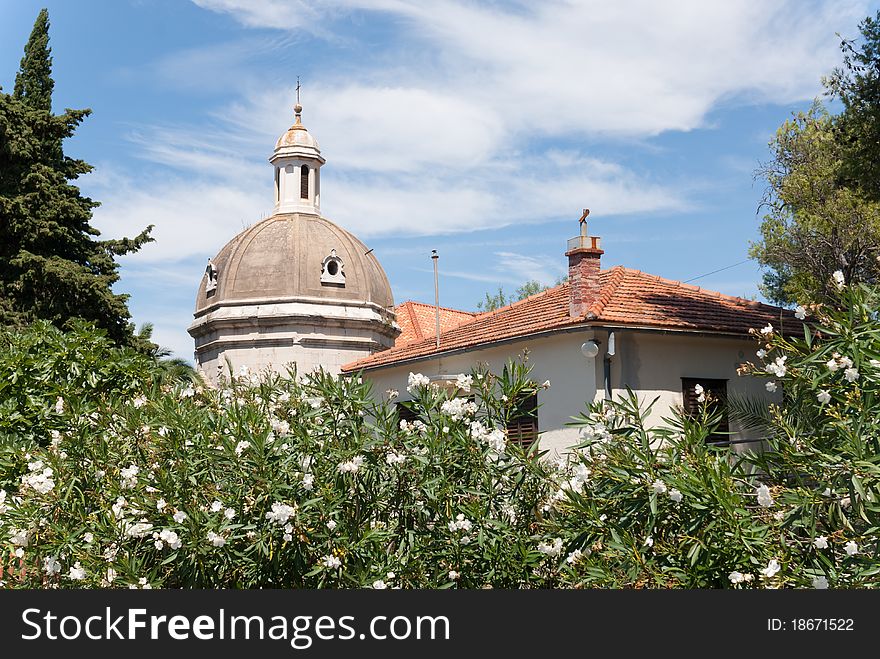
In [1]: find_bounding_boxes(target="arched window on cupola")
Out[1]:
[301,165,309,199]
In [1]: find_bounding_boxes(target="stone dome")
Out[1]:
[195,212,394,314]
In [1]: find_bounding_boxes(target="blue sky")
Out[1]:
[2,0,877,360]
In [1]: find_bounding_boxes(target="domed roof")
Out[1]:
[271,104,324,163]
[194,213,394,314]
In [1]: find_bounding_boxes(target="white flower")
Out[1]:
[159,529,182,550]
[765,355,787,377]
[173,510,187,523]
[537,538,564,557]
[870,359,880,368]
[43,555,61,575]
[794,305,807,320]
[669,489,683,503]
[206,531,226,547]
[644,536,654,547]
[729,571,745,584]
[120,464,139,489]
[385,389,399,400]
[814,536,829,549]
[180,386,195,398]
[326,520,337,531]
[766,381,778,393]
[761,559,781,578]
[385,451,406,465]
[235,440,251,456]
[156,498,167,511]
[124,522,153,538]
[132,395,147,408]
[694,383,705,403]
[210,500,223,513]
[760,324,774,336]
[224,508,236,520]
[827,357,840,372]
[454,373,473,393]
[372,580,388,589]
[83,532,94,544]
[337,455,365,474]
[54,397,65,414]
[440,397,478,420]
[265,502,296,525]
[844,367,860,382]
[302,473,315,491]
[322,555,341,569]
[652,479,667,495]
[844,541,858,556]
[817,390,831,405]
[448,570,459,580]
[566,548,590,564]
[68,562,86,581]
[407,372,430,392]
[756,349,767,359]
[541,380,551,389]
[447,513,473,533]
[21,466,55,495]
[756,483,774,508]
[14,548,24,559]
[105,568,117,583]
[812,575,829,589]
[832,270,845,288]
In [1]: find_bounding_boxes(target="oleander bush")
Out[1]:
[1,275,879,589]
[0,351,556,588]
[544,276,880,588]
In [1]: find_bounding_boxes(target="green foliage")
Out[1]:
[3,283,880,588]
[0,352,554,588]
[751,104,880,306]
[0,9,154,348]
[13,8,53,114]
[547,282,880,588]
[826,11,880,200]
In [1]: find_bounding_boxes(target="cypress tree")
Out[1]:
[13,8,54,114]
[0,9,154,347]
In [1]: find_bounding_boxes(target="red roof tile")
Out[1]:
[344,266,797,372]
[394,301,476,346]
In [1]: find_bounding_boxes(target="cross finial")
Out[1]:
[296,76,301,104]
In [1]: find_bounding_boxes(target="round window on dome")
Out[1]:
[320,250,345,286]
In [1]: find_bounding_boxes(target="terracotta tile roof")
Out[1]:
[394,301,477,346]
[344,266,797,372]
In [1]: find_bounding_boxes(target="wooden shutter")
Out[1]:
[506,392,539,448]
[300,165,309,199]
[396,401,420,424]
[681,377,729,443]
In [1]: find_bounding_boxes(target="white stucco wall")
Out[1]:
[355,328,775,458]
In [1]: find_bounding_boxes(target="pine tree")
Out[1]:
[0,9,153,347]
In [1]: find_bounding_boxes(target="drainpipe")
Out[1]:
[604,331,616,400]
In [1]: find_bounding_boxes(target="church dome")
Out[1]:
[194,212,394,314]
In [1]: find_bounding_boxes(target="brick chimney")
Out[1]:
[566,221,603,318]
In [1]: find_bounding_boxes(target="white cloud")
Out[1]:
[87,172,272,263]
[193,0,872,136]
[494,251,566,286]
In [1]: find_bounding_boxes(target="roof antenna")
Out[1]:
[432,250,440,349]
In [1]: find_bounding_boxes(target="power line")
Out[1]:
[682,259,751,284]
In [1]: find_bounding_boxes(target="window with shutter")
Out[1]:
[301,165,309,199]
[681,377,729,443]
[506,392,539,448]
[396,401,421,424]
